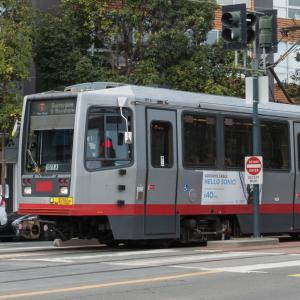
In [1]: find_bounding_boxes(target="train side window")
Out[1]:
[183,114,216,168]
[151,121,173,168]
[224,118,252,168]
[261,121,289,170]
[85,107,132,170]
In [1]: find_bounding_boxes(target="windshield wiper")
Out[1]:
[27,149,41,175]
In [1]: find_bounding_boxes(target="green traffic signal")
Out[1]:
[257,10,277,53]
[259,15,273,48]
[246,12,257,43]
[221,4,247,50]
[221,11,242,42]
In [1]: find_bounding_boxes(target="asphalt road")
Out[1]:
[1,240,300,299]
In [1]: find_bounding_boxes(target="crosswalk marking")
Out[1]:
[106,251,281,267]
[3,246,300,276]
[173,260,300,274]
[210,260,300,273]
[9,248,177,263]
[170,265,267,274]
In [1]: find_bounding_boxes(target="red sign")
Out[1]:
[245,156,263,184]
[246,156,262,175]
[148,184,156,191]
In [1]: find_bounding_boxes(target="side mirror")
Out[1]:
[124,132,132,144]
[117,97,127,108]
[11,120,20,138]
[0,184,9,199]
[117,97,132,145]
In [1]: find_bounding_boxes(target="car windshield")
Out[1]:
[24,99,76,173]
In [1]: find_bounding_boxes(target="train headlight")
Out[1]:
[24,186,32,195]
[59,187,69,195]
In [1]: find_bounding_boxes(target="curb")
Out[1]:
[53,238,100,247]
[207,237,279,248]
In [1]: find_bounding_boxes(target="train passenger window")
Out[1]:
[224,118,252,168]
[261,121,289,170]
[183,114,216,168]
[151,121,173,168]
[85,107,132,170]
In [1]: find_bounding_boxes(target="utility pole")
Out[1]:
[251,55,261,238]
[1,134,6,205]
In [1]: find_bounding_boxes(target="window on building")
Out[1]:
[274,0,300,19]
[85,107,132,170]
[224,117,252,168]
[274,42,300,82]
[205,30,220,45]
[151,121,173,168]
[288,7,300,18]
[217,0,249,6]
[261,121,289,170]
[289,0,300,7]
[183,113,216,168]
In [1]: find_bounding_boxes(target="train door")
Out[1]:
[293,123,300,230]
[145,109,177,235]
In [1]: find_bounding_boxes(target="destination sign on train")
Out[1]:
[30,99,76,116]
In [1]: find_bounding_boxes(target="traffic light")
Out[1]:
[246,12,257,43]
[221,4,247,50]
[258,10,278,53]
[259,16,272,48]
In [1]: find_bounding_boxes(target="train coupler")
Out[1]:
[12,215,56,240]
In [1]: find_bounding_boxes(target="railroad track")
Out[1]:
[0,245,290,284]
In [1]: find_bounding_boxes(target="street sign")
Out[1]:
[245,156,263,184]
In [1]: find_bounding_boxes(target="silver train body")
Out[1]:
[16,84,300,243]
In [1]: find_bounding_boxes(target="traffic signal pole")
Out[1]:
[252,54,261,238]
[221,4,278,238]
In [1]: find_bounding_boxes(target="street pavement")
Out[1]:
[0,239,300,299]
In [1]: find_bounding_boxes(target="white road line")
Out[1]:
[0,246,57,252]
[106,251,281,267]
[170,265,268,274]
[172,260,300,274]
[212,260,300,273]
[0,242,27,247]
[9,249,177,263]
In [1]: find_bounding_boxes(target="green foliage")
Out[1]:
[280,52,300,103]
[0,0,33,133]
[282,82,300,103]
[35,0,244,98]
[166,44,244,96]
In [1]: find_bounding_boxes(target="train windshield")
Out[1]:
[24,99,76,173]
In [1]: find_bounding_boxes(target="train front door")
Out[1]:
[145,109,177,235]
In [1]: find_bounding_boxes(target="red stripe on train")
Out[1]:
[18,203,298,216]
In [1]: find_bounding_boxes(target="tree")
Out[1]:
[281,51,300,103]
[34,0,244,97]
[0,0,33,214]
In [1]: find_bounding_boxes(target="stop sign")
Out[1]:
[245,156,263,184]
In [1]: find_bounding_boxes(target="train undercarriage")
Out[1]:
[13,215,241,245]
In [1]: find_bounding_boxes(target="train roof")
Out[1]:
[85,84,300,118]
[26,83,300,119]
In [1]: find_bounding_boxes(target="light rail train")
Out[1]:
[15,83,300,244]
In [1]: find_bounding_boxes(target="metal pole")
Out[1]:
[1,134,6,202]
[252,55,261,238]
